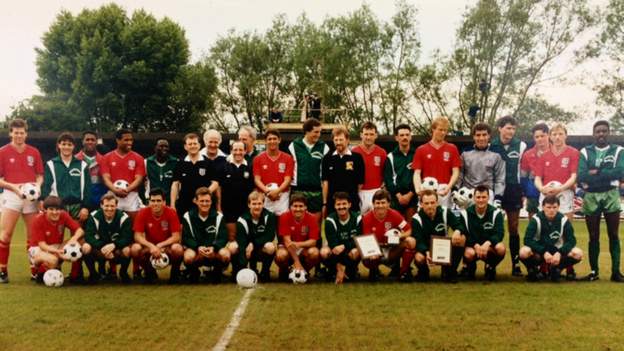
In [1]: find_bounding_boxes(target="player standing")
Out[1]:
[384,124,417,219]
[253,129,294,216]
[144,138,178,205]
[352,122,386,213]
[520,123,550,219]
[75,131,108,210]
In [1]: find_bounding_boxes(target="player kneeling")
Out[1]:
[520,195,583,282]
[30,196,84,282]
[181,187,230,283]
[320,192,361,284]
[275,193,321,282]
[459,185,506,281]
[131,188,183,284]
[236,191,277,282]
[361,189,413,282]
[412,190,466,283]
[82,192,133,283]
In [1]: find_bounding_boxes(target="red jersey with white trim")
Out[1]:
[362,208,410,244]
[520,146,544,177]
[100,150,146,183]
[535,146,580,185]
[30,211,80,247]
[252,151,294,187]
[352,145,386,190]
[133,206,181,244]
[0,144,44,184]
[412,142,461,184]
[278,211,320,242]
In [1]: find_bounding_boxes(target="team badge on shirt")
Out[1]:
[243,171,250,178]
[483,222,494,230]
[435,223,446,232]
[9,158,14,163]
[443,152,450,162]
[206,225,217,235]
[549,230,561,240]
[57,225,65,233]
[384,222,392,231]
[345,161,353,170]
[161,221,169,231]
[27,156,35,167]
[374,156,381,167]
[199,168,206,176]
[278,163,286,173]
[561,158,569,168]
[128,160,136,170]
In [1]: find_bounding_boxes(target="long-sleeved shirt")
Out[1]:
[460,146,506,198]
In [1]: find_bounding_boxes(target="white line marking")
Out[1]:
[212,288,254,351]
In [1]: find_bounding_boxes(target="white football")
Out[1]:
[289,269,307,284]
[150,253,170,270]
[421,177,439,192]
[113,179,129,190]
[43,269,64,287]
[21,183,40,202]
[453,187,474,208]
[62,242,83,262]
[545,181,563,189]
[236,268,258,289]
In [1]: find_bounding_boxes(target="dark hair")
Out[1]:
[372,189,391,202]
[56,132,75,145]
[148,188,166,199]
[593,120,610,131]
[265,128,281,139]
[194,187,212,198]
[542,195,560,206]
[156,138,169,145]
[531,123,549,135]
[420,189,438,200]
[82,131,97,139]
[497,115,517,128]
[9,118,27,132]
[333,192,351,203]
[100,191,118,204]
[361,121,378,133]
[115,128,133,140]
[43,196,63,209]
[303,118,321,134]
[471,123,491,136]
[290,192,307,206]
[183,133,199,143]
[474,184,490,195]
[394,123,411,135]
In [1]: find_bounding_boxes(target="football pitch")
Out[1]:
[1,220,623,351]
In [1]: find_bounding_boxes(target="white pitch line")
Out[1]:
[212,288,255,351]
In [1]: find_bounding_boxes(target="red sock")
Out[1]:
[400,249,415,275]
[0,239,10,266]
[110,262,117,274]
[132,257,141,273]
[540,263,549,274]
[70,260,83,279]
[566,266,574,273]
[38,264,47,274]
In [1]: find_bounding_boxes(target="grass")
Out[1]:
[1,219,623,351]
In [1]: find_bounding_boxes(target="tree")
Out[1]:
[513,96,580,137]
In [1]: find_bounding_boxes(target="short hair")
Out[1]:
[265,128,281,139]
[420,189,438,200]
[361,121,378,133]
[9,118,27,132]
[82,131,97,139]
[194,186,211,198]
[372,189,391,202]
[471,122,491,136]
[550,123,567,135]
[115,128,132,140]
[183,133,200,143]
[431,116,450,131]
[230,141,245,151]
[248,190,265,203]
[203,129,222,144]
[238,125,257,140]
[56,132,75,145]
[156,138,169,145]
[394,123,411,135]
[332,126,349,139]
[148,188,166,199]
[333,191,351,203]
[100,191,118,204]
[43,196,63,209]
[542,195,560,206]
[290,192,307,206]
[474,184,490,195]
[531,123,549,135]
[303,118,322,134]
[497,115,517,128]
[593,120,609,131]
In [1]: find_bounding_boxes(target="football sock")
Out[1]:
[558,256,579,269]
[509,234,520,265]
[609,239,621,273]
[132,257,141,274]
[0,239,10,266]
[70,260,83,279]
[119,257,131,274]
[84,255,97,277]
[399,248,415,275]
[486,251,504,267]
[451,246,465,271]
[588,240,600,274]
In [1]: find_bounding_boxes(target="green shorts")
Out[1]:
[525,197,539,215]
[582,189,621,215]
[65,203,83,220]
[296,190,323,213]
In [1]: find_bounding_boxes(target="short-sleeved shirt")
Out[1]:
[412,142,461,184]
[30,211,81,247]
[252,151,294,187]
[172,155,215,213]
[361,208,410,245]
[535,146,580,185]
[352,145,386,190]
[278,211,320,242]
[520,147,543,177]
[133,206,181,244]
[0,144,44,184]
[100,150,146,183]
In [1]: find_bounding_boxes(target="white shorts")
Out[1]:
[116,191,142,212]
[539,189,574,214]
[1,190,38,214]
[437,184,452,208]
[265,191,290,215]
[28,244,61,265]
[359,188,380,214]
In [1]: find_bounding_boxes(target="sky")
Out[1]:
[0,0,610,134]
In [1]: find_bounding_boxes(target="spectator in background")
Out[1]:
[269,107,283,123]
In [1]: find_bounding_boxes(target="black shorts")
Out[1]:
[502,183,523,211]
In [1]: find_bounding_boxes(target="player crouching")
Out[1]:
[520,195,583,282]
[320,192,362,284]
[82,192,133,283]
[275,193,321,283]
[131,188,183,284]
[30,196,84,283]
[181,187,230,283]
[459,185,506,281]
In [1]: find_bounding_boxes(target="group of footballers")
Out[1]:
[0,115,622,285]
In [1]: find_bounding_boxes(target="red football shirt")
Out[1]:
[133,206,181,244]
[278,211,320,242]
[520,146,543,177]
[0,144,44,184]
[352,145,386,190]
[252,151,294,187]
[535,146,580,184]
[362,208,410,244]
[412,142,461,184]
[100,150,146,183]
[30,211,81,247]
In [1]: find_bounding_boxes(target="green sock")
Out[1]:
[589,240,600,274]
[609,239,621,274]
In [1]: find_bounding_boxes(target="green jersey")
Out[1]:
[459,204,505,246]
[288,137,329,191]
[236,209,277,247]
[490,136,527,184]
[84,209,133,249]
[42,156,91,207]
[383,146,415,196]
[524,211,575,255]
[245,147,260,165]
[412,206,465,253]
[145,155,179,201]
[182,208,228,250]
[578,144,624,193]
[324,211,361,250]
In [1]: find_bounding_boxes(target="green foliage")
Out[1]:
[514,96,580,137]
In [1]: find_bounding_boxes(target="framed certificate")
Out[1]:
[354,235,382,259]
[430,236,452,266]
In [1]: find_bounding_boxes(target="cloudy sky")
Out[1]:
[0,0,609,134]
